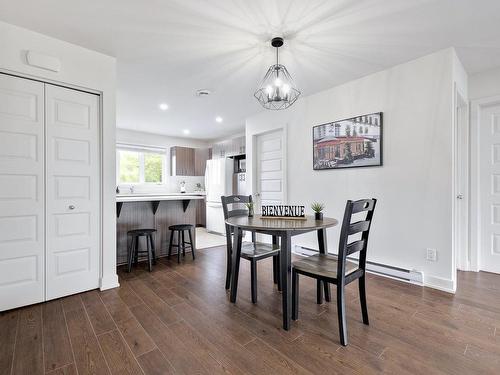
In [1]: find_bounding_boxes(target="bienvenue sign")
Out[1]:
[261,205,306,219]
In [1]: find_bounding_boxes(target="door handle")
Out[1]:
[68,205,76,210]
[456,194,463,200]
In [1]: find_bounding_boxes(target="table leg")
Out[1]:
[230,227,242,303]
[318,228,331,302]
[280,232,292,330]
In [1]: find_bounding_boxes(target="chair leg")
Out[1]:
[149,234,157,265]
[316,279,323,304]
[251,260,257,304]
[324,281,331,302]
[188,228,195,260]
[177,231,181,264]
[146,235,152,272]
[292,269,299,320]
[225,247,232,290]
[127,236,135,273]
[337,284,348,346]
[168,230,174,259]
[359,275,369,325]
[273,256,278,284]
[276,254,282,292]
[134,236,139,266]
[181,230,186,256]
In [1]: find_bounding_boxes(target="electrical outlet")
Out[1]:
[426,248,437,262]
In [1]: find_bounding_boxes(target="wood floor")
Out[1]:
[1,246,500,375]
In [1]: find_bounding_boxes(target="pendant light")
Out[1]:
[254,37,300,110]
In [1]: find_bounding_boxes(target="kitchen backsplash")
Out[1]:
[118,176,205,194]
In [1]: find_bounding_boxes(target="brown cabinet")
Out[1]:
[195,198,206,227]
[194,148,209,176]
[170,146,194,176]
[171,146,209,176]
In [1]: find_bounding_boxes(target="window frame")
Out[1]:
[116,144,166,185]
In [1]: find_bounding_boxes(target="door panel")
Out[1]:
[256,130,285,207]
[480,104,500,273]
[0,74,45,310]
[45,84,100,299]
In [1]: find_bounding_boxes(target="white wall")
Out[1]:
[469,66,500,100]
[0,21,118,290]
[246,48,465,292]
[116,128,209,193]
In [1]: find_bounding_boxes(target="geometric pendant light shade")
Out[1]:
[254,37,301,110]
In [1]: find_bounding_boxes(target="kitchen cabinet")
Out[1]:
[194,148,209,176]
[211,136,245,158]
[195,198,206,227]
[171,146,209,176]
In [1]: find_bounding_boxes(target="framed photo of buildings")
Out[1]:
[313,112,383,170]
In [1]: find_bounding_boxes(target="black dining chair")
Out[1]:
[291,198,377,346]
[221,195,281,303]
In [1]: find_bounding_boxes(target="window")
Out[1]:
[117,145,166,184]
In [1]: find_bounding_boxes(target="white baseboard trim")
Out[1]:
[423,274,456,294]
[293,245,455,294]
[100,274,120,291]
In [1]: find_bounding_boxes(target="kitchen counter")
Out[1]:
[115,193,206,265]
[116,193,205,203]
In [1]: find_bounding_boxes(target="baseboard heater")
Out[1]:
[293,245,423,285]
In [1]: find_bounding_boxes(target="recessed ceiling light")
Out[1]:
[159,103,169,111]
[183,129,190,135]
[215,116,223,123]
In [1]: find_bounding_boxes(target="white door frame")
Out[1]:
[470,94,500,272]
[0,70,104,290]
[252,126,288,207]
[453,85,470,272]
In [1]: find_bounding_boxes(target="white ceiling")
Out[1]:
[1,0,500,140]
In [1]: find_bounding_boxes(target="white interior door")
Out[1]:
[0,74,45,310]
[45,84,100,299]
[479,103,500,274]
[255,129,286,209]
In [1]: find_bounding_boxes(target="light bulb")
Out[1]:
[266,85,273,95]
[282,84,290,94]
[215,116,223,123]
[274,78,282,87]
[159,103,169,111]
[183,129,190,135]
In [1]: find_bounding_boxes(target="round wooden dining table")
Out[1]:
[225,214,338,330]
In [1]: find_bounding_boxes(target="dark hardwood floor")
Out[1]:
[1,246,500,375]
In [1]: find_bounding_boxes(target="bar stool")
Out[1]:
[127,228,157,272]
[168,224,195,263]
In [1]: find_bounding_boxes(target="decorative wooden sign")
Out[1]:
[261,205,306,220]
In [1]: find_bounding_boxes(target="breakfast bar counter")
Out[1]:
[116,193,205,264]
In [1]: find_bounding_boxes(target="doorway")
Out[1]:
[254,128,287,209]
[471,95,500,274]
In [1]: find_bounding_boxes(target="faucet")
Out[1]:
[129,186,134,194]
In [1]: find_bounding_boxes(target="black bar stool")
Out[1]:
[168,224,195,263]
[127,228,157,272]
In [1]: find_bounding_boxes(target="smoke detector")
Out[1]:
[195,89,211,97]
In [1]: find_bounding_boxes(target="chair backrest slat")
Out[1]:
[346,239,365,256]
[337,198,377,281]
[227,209,248,218]
[351,199,375,214]
[348,220,370,235]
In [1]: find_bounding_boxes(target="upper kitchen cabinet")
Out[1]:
[212,136,245,158]
[171,146,209,176]
[194,148,209,176]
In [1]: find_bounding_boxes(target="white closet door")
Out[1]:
[0,74,45,311]
[45,84,100,299]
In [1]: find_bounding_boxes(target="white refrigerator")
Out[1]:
[205,158,234,234]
